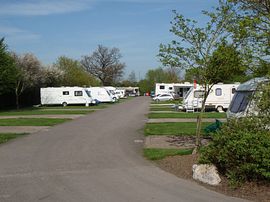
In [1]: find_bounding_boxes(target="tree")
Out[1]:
[159,2,241,152]
[11,53,42,109]
[54,56,100,87]
[128,71,137,84]
[0,38,17,95]
[227,0,270,70]
[81,45,125,86]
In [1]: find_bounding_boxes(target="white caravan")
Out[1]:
[86,87,115,103]
[103,86,119,100]
[227,77,270,119]
[182,83,239,112]
[115,89,126,98]
[40,87,95,106]
[155,83,193,98]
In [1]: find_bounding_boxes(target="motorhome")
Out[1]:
[125,87,140,96]
[155,83,193,98]
[103,86,119,100]
[182,83,239,112]
[115,89,126,98]
[40,87,95,106]
[227,77,270,119]
[86,87,115,103]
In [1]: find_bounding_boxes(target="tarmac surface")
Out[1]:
[0,97,246,202]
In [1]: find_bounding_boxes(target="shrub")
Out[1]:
[200,118,270,185]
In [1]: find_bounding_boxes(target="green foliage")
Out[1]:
[0,38,17,94]
[144,148,193,160]
[54,56,100,86]
[148,112,226,119]
[138,68,180,93]
[200,118,270,185]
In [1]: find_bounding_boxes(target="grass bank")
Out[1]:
[144,122,210,136]
[148,112,226,119]
[144,148,193,160]
[0,133,28,144]
[0,118,70,126]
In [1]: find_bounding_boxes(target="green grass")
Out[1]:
[144,122,210,136]
[0,133,28,144]
[0,118,70,126]
[144,148,193,160]
[40,103,112,109]
[151,100,182,104]
[150,107,175,112]
[148,112,226,119]
[0,109,94,116]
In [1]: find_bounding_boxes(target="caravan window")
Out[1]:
[232,88,236,94]
[86,90,91,97]
[230,91,253,113]
[194,90,204,98]
[169,87,173,90]
[74,91,83,96]
[215,88,222,96]
[63,91,69,95]
[159,85,165,90]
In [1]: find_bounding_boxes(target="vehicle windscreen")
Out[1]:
[86,90,91,97]
[229,91,253,113]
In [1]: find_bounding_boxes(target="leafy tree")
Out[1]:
[159,2,241,152]
[0,38,17,95]
[40,67,63,87]
[11,53,42,109]
[128,70,137,84]
[227,0,270,70]
[81,45,125,86]
[54,56,99,87]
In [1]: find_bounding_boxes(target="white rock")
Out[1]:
[192,164,221,186]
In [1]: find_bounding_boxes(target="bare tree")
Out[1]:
[11,53,42,109]
[81,45,125,85]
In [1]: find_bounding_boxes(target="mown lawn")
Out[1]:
[150,107,176,111]
[151,100,182,104]
[148,112,226,119]
[0,133,28,144]
[0,118,70,126]
[144,122,211,136]
[0,109,94,116]
[143,148,193,160]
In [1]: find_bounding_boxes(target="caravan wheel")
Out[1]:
[62,102,67,107]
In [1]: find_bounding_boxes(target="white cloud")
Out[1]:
[0,25,41,43]
[0,0,93,16]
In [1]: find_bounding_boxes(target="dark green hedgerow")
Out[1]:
[199,117,270,186]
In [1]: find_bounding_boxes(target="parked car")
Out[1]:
[152,94,174,102]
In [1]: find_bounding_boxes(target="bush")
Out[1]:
[200,118,270,185]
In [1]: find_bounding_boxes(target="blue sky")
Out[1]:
[0,0,218,79]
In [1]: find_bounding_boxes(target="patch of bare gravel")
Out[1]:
[155,154,270,202]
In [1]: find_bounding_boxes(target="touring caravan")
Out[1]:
[227,77,270,119]
[115,89,126,99]
[86,87,115,103]
[182,83,239,112]
[155,83,193,98]
[41,87,95,106]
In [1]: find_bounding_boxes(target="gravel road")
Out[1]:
[0,97,246,202]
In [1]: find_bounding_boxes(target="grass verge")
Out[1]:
[150,107,175,112]
[144,148,193,160]
[0,118,70,126]
[0,109,94,116]
[148,112,226,119]
[0,133,28,144]
[144,122,210,136]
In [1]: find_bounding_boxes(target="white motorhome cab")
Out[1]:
[182,83,239,112]
[227,77,270,119]
[41,87,95,106]
[103,86,119,101]
[155,83,193,98]
[115,89,126,98]
[86,87,114,103]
